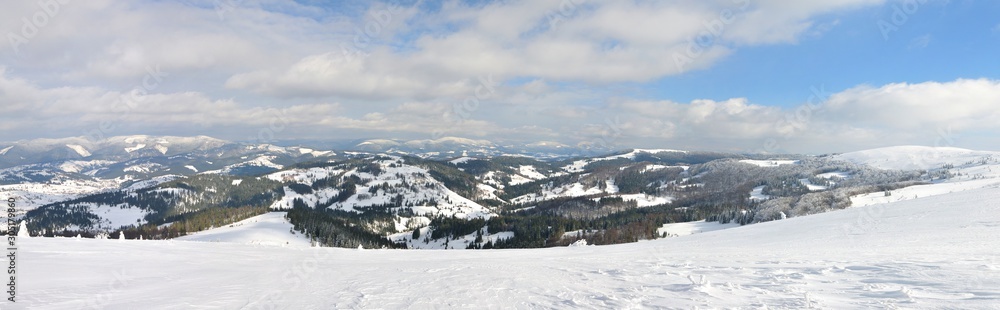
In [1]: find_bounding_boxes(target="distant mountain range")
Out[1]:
[325,137,611,159]
[0,135,614,169]
[5,135,1000,250]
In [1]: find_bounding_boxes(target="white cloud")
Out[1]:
[222,0,887,99]
[1,0,887,102]
[4,58,1000,153]
[823,79,1000,131]
[0,67,502,141]
[0,0,349,86]
[558,79,1000,153]
[10,0,998,154]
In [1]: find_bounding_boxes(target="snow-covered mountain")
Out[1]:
[13,141,1000,253]
[0,135,340,170]
[266,155,494,220]
[834,146,1000,208]
[0,135,341,230]
[349,136,615,159]
[833,145,1000,171]
[0,135,226,167]
[10,136,1000,307]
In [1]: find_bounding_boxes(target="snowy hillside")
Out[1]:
[562,148,687,173]
[0,135,230,168]
[20,186,1000,309]
[350,136,608,159]
[17,143,1000,253]
[837,146,1000,207]
[176,212,311,247]
[834,146,999,171]
[266,156,494,220]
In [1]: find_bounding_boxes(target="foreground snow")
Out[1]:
[18,186,1000,308]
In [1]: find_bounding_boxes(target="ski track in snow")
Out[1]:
[20,186,1000,309]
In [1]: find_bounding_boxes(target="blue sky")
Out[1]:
[1,0,999,153]
[650,1,1000,107]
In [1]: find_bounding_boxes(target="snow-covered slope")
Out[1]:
[20,186,1000,308]
[0,182,117,215]
[266,156,494,220]
[834,146,999,171]
[739,159,799,167]
[657,220,740,237]
[837,146,1000,207]
[388,226,514,250]
[563,148,687,172]
[176,212,310,247]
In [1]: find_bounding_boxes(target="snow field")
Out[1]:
[739,159,800,167]
[657,220,741,237]
[834,146,999,171]
[176,212,311,247]
[19,186,1000,308]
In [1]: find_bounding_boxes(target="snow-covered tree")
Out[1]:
[17,221,29,238]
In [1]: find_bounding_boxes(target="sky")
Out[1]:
[1,0,998,154]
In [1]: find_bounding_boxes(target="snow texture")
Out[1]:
[834,146,999,171]
[19,186,1000,309]
[176,212,310,247]
[563,149,687,172]
[739,159,799,167]
[65,144,92,157]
